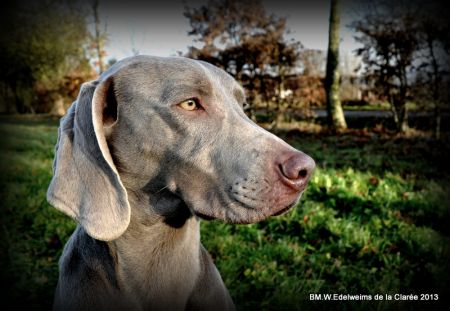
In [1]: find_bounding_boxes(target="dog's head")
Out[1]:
[47,56,315,241]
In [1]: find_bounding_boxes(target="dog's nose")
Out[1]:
[277,152,315,191]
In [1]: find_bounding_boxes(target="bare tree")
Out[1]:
[92,0,106,74]
[415,2,450,139]
[325,0,347,130]
[0,0,93,114]
[184,0,301,126]
[353,2,419,132]
[300,49,326,77]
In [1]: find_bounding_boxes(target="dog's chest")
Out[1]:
[114,221,201,309]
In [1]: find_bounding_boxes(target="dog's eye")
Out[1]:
[178,99,202,111]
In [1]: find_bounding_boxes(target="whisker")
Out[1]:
[154,186,168,194]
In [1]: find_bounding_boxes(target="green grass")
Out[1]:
[1,116,449,310]
[343,102,391,111]
[342,101,421,111]
[0,116,75,309]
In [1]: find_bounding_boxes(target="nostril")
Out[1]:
[298,169,308,179]
[278,152,315,183]
[278,164,284,176]
[277,152,315,191]
[279,162,308,181]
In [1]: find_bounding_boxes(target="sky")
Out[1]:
[96,0,364,62]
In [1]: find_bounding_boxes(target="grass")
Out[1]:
[0,116,449,310]
[342,102,391,111]
[342,101,423,111]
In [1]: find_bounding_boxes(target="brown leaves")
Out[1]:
[184,0,301,112]
[369,177,379,186]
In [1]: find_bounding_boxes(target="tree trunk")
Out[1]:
[434,105,441,139]
[427,35,441,139]
[392,96,408,132]
[398,106,408,133]
[93,0,105,74]
[12,81,23,113]
[49,93,66,117]
[274,67,287,130]
[325,0,347,130]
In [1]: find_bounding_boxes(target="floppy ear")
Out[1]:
[47,79,130,241]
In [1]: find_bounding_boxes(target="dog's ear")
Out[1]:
[47,79,130,241]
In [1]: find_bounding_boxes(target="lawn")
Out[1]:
[0,116,449,310]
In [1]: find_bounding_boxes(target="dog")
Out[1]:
[47,55,315,310]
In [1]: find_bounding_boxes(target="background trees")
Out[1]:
[352,1,449,133]
[0,0,448,135]
[0,0,95,115]
[91,0,108,74]
[352,4,418,132]
[414,2,450,139]
[325,0,347,130]
[184,0,301,127]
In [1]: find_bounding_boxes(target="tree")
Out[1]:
[325,0,347,130]
[414,1,450,139]
[300,49,326,77]
[184,0,301,126]
[0,0,94,114]
[352,2,419,132]
[91,0,107,74]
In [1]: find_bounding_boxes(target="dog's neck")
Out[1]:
[107,189,201,308]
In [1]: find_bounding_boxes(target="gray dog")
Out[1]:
[47,55,315,310]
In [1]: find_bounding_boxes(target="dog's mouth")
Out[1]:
[194,211,216,221]
[271,191,303,216]
[272,202,296,216]
[193,191,302,222]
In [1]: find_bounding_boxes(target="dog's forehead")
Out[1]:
[169,59,239,96]
[119,56,237,85]
[110,56,239,94]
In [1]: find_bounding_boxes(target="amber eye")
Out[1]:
[178,99,202,111]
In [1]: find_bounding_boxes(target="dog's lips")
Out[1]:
[188,182,305,223]
[272,203,295,216]
[194,211,216,221]
[271,192,303,216]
